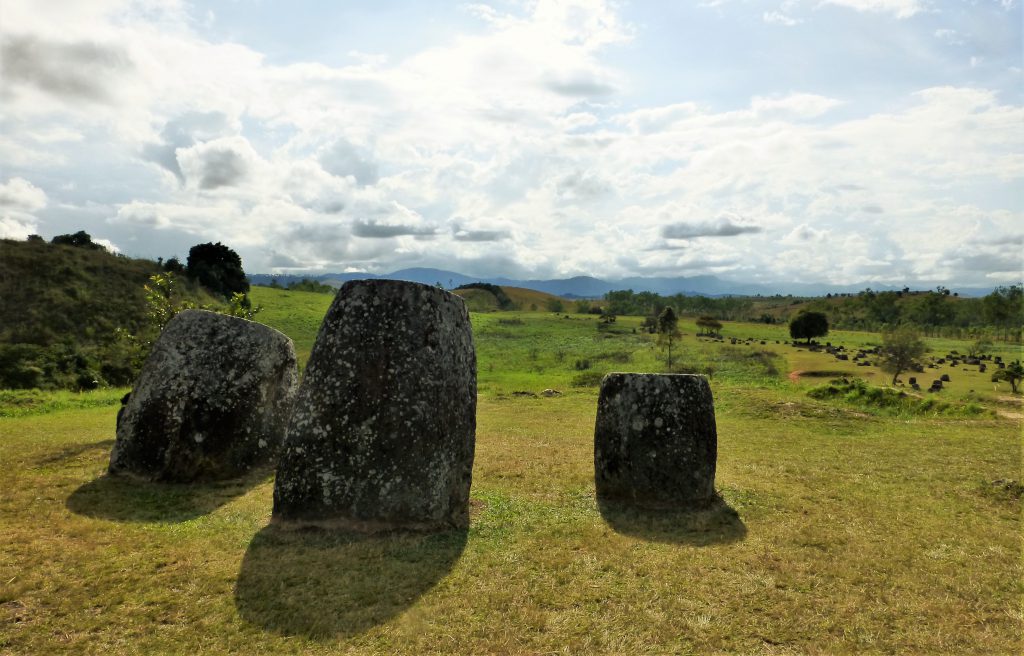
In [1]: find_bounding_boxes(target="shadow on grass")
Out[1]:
[598,493,747,546]
[234,524,467,639]
[34,439,116,466]
[65,467,270,523]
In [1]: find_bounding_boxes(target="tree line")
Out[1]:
[597,285,1023,342]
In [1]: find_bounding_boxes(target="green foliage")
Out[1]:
[50,230,106,250]
[186,242,250,299]
[455,282,514,310]
[226,292,263,321]
[789,311,829,343]
[696,315,722,336]
[879,326,927,385]
[281,278,336,294]
[807,377,986,417]
[656,307,681,369]
[545,298,564,313]
[0,239,215,390]
[603,289,752,320]
[991,360,1023,393]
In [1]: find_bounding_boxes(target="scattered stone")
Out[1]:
[594,373,717,509]
[908,377,917,385]
[109,309,299,482]
[273,280,476,531]
[541,388,562,397]
[940,374,951,382]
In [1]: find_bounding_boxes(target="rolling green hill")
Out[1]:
[0,239,218,388]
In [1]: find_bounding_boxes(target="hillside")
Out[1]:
[0,239,217,388]
[451,284,566,312]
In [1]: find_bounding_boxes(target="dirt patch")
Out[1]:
[788,370,803,383]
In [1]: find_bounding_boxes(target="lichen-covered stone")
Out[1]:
[273,279,476,530]
[594,373,717,508]
[109,309,299,482]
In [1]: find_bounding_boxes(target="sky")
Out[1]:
[1,0,1021,287]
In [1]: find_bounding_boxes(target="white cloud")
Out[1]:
[751,93,843,118]
[0,177,47,239]
[763,11,802,26]
[0,177,47,211]
[820,0,925,19]
[0,0,1019,287]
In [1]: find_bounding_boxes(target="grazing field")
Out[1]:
[1,286,1021,654]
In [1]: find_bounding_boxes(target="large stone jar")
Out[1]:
[273,280,476,531]
[109,309,299,482]
[594,373,717,508]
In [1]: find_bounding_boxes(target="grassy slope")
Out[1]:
[0,239,217,345]
[1,287,1021,654]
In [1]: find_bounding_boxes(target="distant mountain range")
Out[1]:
[247,268,997,298]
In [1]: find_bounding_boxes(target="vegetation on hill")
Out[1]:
[452,284,565,312]
[454,283,514,310]
[0,239,214,389]
[0,237,258,390]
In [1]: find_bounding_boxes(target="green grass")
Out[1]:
[1,288,1021,654]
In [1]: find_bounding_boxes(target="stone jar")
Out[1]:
[594,373,717,508]
[109,309,299,482]
[273,280,476,531]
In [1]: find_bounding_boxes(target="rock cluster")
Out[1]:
[594,373,717,508]
[109,310,298,482]
[273,280,476,530]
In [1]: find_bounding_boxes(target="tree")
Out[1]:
[879,327,927,386]
[992,360,1023,394]
[789,311,829,344]
[599,309,616,324]
[657,307,681,370]
[545,298,564,313]
[186,242,249,299]
[51,230,105,250]
[968,337,993,358]
[695,315,722,336]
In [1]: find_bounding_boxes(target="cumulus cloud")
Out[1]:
[751,93,842,118]
[176,136,259,190]
[318,139,379,186]
[542,68,617,97]
[451,223,511,242]
[0,176,47,211]
[141,111,239,183]
[0,34,131,103]
[0,0,1020,286]
[782,223,829,244]
[352,221,438,239]
[0,177,47,239]
[661,214,763,239]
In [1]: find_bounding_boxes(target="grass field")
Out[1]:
[1,286,1021,654]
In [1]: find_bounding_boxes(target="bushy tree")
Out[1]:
[789,311,829,344]
[51,230,105,250]
[657,307,681,370]
[992,360,1023,394]
[696,315,722,336]
[186,242,249,299]
[879,327,927,386]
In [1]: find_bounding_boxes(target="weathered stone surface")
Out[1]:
[273,280,476,530]
[594,373,717,508]
[109,309,299,482]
